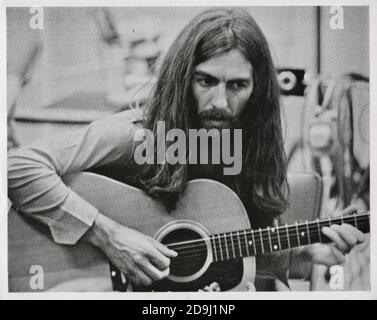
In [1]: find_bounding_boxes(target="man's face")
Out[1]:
[193,49,254,129]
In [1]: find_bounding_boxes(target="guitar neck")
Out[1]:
[209,213,369,262]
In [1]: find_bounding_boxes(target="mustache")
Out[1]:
[198,109,238,123]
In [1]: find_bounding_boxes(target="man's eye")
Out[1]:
[197,77,214,87]
[229,81,248,91]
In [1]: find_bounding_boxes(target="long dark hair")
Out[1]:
[138,8,288,227]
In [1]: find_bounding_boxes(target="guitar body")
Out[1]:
[8,172,255,292]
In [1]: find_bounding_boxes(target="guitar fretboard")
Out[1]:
[208,212,369,262]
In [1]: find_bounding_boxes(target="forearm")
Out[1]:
[82,212,115,248]
[8,110,141,244]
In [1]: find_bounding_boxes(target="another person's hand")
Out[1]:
[84,213,177,287]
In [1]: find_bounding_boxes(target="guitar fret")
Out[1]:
[211,236,218,262]
[224,233,230,260]
[230,232,236,259]
[244,230,250,256]
[306,220,311,244]
[276,226,281,250]
[295,222,301,246]
[354,214,358,229]
[218,234,224,261]
[206,213,369,263]
[285,224,291,249]
[207,213,374,256]
[237,231,242,258]
[317,218,322,243]
[267,227,273,252]
[251,230,257,255]
[270,227,278,251]
[259,228,265,254]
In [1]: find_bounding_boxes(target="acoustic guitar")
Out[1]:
[8,172,370,292]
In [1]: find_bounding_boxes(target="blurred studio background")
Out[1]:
[7,7,370,290]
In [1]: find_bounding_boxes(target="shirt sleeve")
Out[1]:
[8,109,143,245]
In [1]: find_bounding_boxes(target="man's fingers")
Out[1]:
[341,206,358,216]
[138,258,170,282]
[328,245,346,266]
[331,224,358,248]
[305,243,345,266]
[358,236,370,253]
[113,253,170,286]
[154,240,178,258]
[128,268,153,287]
[147,246,173,270]
[340,223,366,244]
[347,251,361,276]
[322,226,350,254]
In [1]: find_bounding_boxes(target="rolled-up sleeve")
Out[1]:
[8,109,142,244]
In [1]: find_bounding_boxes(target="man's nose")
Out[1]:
[211,83,229,110]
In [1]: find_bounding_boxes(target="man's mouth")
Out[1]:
[198,109,239,129]
[201,118,231,130]
[204,117,227,121]
[205,118,227,124]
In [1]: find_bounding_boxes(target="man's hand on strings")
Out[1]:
[303,207,367,267]
[83,213,177,286]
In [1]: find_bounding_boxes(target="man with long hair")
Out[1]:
[8,9,366,290]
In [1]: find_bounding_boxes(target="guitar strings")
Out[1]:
[171,224,370,262]
[166,215,370,255]
[169,222,366,254]
[167,222,370,254]
[171,222,370,263]
[166,215,369,252]
[176,219,370,254]
[168,219,370,260]
[167,219,370,261]
[166,213,369,249]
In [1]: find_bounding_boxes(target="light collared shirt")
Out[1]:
[8,108,144,244]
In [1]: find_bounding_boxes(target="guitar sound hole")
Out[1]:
[160,228,207,277]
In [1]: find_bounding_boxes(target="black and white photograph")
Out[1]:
[2,1,374,299]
